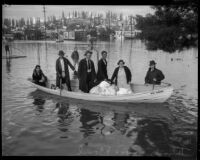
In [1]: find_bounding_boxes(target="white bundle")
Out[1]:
[99,81,110,88]
[106,85,116,95]
[90,81,117,95]
[90,86,102,94]
[117,88,132,95]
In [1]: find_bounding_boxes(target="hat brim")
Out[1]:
[118,61,125,65]
[84,52,92,56]
[149,63,156,66]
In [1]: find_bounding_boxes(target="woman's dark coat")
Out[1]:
[97,58,108,82]
[78,58,96,93]
[32,69,47,86]
[111,66,132,85]
[56,57,75,88]
[145,68,165,84]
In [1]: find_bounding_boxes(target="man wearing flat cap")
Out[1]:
[78,50,97,93]
[145,60,165,85]
[56,50,77,91]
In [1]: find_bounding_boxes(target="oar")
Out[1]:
[152,80,155,90]
[60,77,62,96]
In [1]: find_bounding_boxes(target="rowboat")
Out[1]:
[27,78,173,103]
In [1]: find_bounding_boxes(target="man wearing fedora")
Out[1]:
[56,50,77,91]
[78,50,97,93]
[145,60,165,85]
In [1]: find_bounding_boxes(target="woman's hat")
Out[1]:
[35,65,41,68]
[149,60,156,66]
[117,59,125,65]
[58,50,65,56]
[84,50,92,56]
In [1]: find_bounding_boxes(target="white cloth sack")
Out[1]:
[89,81,116,95]
[117,88,132,95]
[99,81,110,88]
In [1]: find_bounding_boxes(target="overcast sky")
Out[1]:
[3,5,154,20]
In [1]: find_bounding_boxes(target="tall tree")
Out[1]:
[4,18,11,27]
[75,10,77,18]
[120,13,123,21]
[11,19,15,27]
[62,11,65,19]
[26,18,30,26]
[135,2,198,52]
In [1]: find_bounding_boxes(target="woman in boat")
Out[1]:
[78,50,97,93]
[32,65,47,87]
[71,47,79,68]
[110,60,132,90]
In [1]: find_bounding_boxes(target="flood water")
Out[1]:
[2,40,198,158]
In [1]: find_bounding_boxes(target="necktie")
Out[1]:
[104,59,107,65]
[88,60,91,70]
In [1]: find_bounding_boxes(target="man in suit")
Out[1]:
[56,50,77,91]
[97,51,108,82]
[78,50,97,93]
[145,60,165,85]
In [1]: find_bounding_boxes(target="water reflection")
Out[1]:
[33,98,45,113]
[101,111,115,136]
[30,90,46,113]
[79,108,100,138]
[114,112,129,135]
[132,118,172,156]
[54,102,74,133]
[6,57,11,73]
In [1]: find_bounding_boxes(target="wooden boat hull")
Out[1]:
[27,78,173,103]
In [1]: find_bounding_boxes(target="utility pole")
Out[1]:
[109,11,110,30]
[43,5,47,41]
[43,5,48,74]
[131,15,133,39]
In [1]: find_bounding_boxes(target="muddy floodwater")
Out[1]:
[2,40,197,158]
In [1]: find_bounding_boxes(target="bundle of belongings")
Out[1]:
[89,81,133,95]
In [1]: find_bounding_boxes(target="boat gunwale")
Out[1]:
[27,78,173,99]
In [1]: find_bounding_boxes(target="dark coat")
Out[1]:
[78,58,96,93]
[97,58,108,82]
[145,68,165,85]
[32,70,47,87]
[111,66,132,85]
[56,57,75,87]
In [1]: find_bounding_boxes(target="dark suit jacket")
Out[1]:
[78,58,96,92]
[97,58,108,82]
[145,68,165,84]
[111,66,132,85]
[56,57,75,87]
